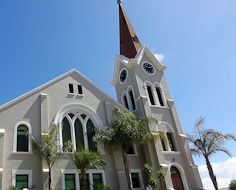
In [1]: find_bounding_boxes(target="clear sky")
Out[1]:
[0,0,236,189]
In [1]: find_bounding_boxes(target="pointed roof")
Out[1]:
[118,1,142,59]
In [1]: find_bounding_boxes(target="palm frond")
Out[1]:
[208,147,232,158]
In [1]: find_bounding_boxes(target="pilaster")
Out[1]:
[40,93,49,131]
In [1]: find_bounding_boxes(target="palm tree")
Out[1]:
[94,108,153,190]
[187,117,236,190]
[71,149,106,190]
[29,125,62,190]
[229,180,236,190]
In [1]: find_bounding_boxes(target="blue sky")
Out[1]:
[1,0,236,188]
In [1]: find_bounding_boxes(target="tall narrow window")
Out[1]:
[62,117,72,151]
[74,119,85,150]
[86,119,97,151]
[17,125,29,152]
[147,85,155,105]
[131,173,141,188]
[15,175,29,189]
[78,85,83,95]
[161,139,167,151]
[123,95,129,110]
[129,90,136,110]
[156,87,164,106]
[167,133,176,151]
[65,174,76,190]
[69,84,74,94]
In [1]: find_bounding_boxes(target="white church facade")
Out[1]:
[0,2,203,190]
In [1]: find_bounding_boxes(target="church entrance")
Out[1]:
[171,166,184,190]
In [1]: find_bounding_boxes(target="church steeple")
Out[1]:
[118,0,142,59]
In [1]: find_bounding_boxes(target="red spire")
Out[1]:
[118,1,142,59]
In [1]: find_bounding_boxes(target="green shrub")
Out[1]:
[94,184,111,190]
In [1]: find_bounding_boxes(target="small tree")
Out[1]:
[71,149,106,190]
[187,117,236,190]
[229,180,236,190]
[144,163,165,190]
[29,125,62,190]
[94,108,153,190]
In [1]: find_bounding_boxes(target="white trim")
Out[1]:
[0,129,5,135]
[12,169,32,188]
[168,163,190,190]
[0,168,3,173]
[13,121,32,153]
[142,61,156,75]
[144,81,156,106]
[119,68,128,84]
[55,104,102,152]
[42,168,49,173]
[153,82,167,107]
[61,169,106,190]
[54,103,102,127]
[157,122,174,133]
[130,169,144,190]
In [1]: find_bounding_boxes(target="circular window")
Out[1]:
[143,62,155,74]
[119,69,128,83]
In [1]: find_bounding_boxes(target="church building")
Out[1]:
[0,1,203,190]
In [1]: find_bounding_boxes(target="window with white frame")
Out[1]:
[146,85,155,105]
[155,86,164,107]
[130,169,143,189]
[158,123,177,152]
[12,170,32,190]
[61,112,97,152]
[13,121,31,153]
[62,169,106,190]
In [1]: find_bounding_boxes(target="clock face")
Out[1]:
[120,69,127,83]
[143,62,155,74]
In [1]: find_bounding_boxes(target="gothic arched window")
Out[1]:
[17,125,29,152]
[61,112,97,152]
[74,118,84,150]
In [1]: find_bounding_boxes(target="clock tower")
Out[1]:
[112,1,203,190]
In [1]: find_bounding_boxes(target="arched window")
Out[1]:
[17,125,29,152]
[86,119,97,152]
[62,117,72,150]
[128,89,136,111]
[146,85,155,105]
[155,86,164,106]
[123,94,129,110]
[61,112,97,152]
[74,118,84,150]
[158,122,177,152]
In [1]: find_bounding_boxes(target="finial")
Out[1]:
[117,0,122,4]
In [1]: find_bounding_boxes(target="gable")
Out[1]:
[0,69,123,113]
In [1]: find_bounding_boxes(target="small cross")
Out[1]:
[117,0,122,4]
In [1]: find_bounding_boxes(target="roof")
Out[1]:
[118,2,142,59]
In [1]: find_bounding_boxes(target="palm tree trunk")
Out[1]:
[81,171,86,190]
[122,148,132,190]
[48,167,52,190]
[205,156,218,190]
